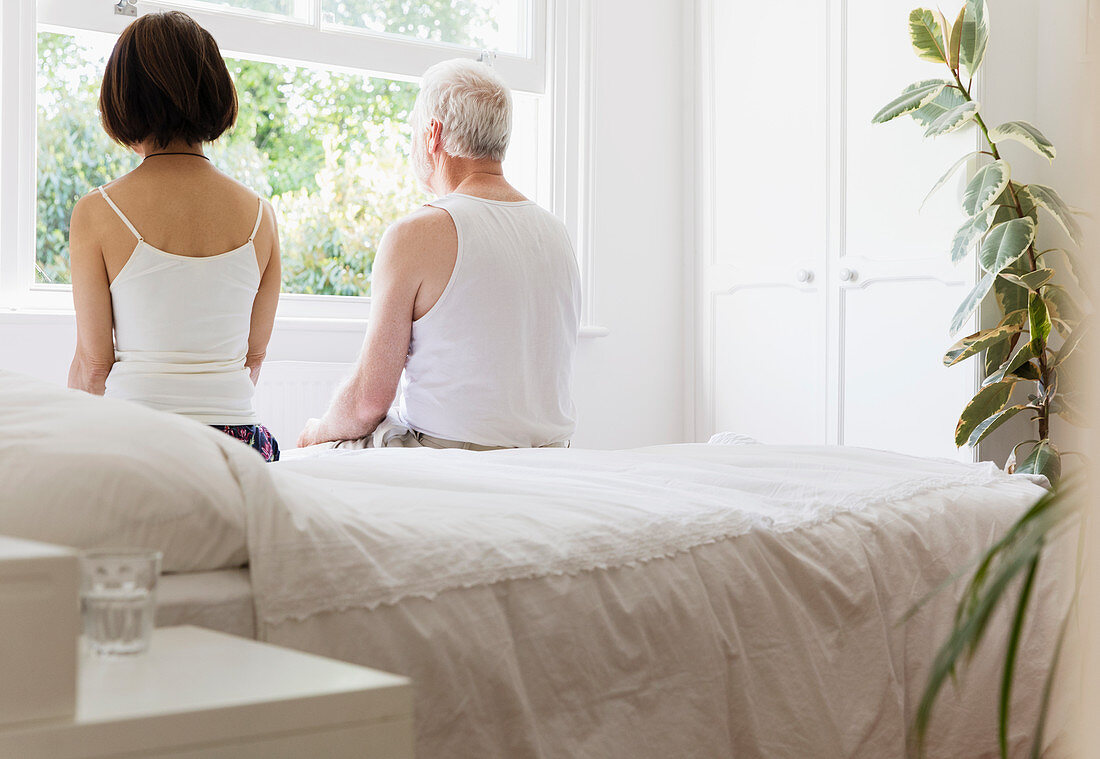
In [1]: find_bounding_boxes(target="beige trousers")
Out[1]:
[332,429,569,451]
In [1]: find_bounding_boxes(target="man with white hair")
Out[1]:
[297,59,581,450]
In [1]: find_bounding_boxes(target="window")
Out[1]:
[3,0,571,317]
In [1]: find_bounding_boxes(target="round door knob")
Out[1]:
[839,268,857,282]
[796,269,813,283]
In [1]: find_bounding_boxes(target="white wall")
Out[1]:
[573,0,686,447]
[0,0,688,450]
[979,0,1094,466]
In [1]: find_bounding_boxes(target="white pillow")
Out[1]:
[0,370,264,572]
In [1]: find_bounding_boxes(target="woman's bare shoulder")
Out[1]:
[70,187,117,227]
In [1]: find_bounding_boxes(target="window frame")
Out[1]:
[0,0,599,330]
[38,0,548,92]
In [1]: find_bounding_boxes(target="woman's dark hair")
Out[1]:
[99,11,237,149]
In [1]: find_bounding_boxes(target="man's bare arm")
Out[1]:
[297,218,424,447]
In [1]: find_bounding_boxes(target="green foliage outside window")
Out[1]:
[35,0,497,295]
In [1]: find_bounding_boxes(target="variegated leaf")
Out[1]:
[984,335,1017,378]
[1019,268,1055,290]
[1028,291,1052,349]
[999,269,1054,291]
[924,151,981,210]
[962,160,1010,216]
[924,101,980,138]
[1012,183,1042,219]
[1045,284,1082,327]
[1026,184,1083,244]
[943,321,1025,366]
[994,259,1031,310]
[948,6,965,70]
[910,9,949,63]
[955,379,1016,447]
[988,121,1057,161]
[990,185,1034,226]
[1001,308,1030,329]
[997,273,1027,288]
[967,404,1028,447]
[1015,440,1060,483]
[975,309,1027,377]
[1054,390,1087,426]
[935,9,952,52]
[984,342,1038,385]
[959,0,989,76]
[911,86,967,127]
[1041,249,1089,293]
[978,217,1036,274]
[950,272,995,335]
[986,268,1029,375]
[950,206,998,263]
[1012,361,1042,381]
[872,80,950,124]
[1053,317,1089,367]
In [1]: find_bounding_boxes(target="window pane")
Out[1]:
[223,58,429,296]
[167,0,310,21]
[37,31,136,285]
[322,0,529,56]
[503,92,540,200]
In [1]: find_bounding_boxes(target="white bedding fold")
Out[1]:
[251,444,1042,624]
[0,370,268,571]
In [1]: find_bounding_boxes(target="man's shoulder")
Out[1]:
[384,205,456,249]
[376,205,457,277]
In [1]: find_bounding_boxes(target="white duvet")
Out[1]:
[0,372,1069,758]
[254,445,1064,759]
[255,444,1035,619]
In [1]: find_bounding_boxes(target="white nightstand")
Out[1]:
[0,626,413,759]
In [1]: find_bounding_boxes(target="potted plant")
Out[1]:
[872,1,1088,755]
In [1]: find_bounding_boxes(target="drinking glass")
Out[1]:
[80,548,161,656]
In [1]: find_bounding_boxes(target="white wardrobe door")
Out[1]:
[841,281,975,457]
[713,286,826,443]
[838,0,978,461]
[702,0,828,444]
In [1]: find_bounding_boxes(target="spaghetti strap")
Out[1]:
[248,198,264,242]
[97,186,144,243]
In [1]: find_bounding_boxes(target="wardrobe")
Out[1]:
[693,0,980,460]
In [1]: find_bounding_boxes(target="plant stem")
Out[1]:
[949,68,1052,443]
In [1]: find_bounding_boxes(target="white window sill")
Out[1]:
[0,307,610,338]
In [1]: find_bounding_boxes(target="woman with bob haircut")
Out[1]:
[67,10,282,461]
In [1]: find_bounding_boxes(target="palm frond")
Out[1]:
[999,554,1039,758]
[910,482,1082,758]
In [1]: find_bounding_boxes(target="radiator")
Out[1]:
[254,361,353,447]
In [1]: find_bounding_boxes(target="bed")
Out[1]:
[0,370,1074,758]
[156,568,256,638]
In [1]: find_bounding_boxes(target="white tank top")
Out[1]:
[398,194,581,447]
[99,186,264,426]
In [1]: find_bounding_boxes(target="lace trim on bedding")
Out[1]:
[251,463,1026,625]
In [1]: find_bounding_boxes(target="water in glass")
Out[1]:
[80,549,161,656]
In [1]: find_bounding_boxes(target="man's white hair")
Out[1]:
[411,58,513,162]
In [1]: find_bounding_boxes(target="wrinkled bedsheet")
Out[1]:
[247,444,1066,759]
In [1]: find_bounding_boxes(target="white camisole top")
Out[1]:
[398,193,581,448]
[99,186,264,426]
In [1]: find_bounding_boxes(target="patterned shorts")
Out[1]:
[210,424,280,462]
